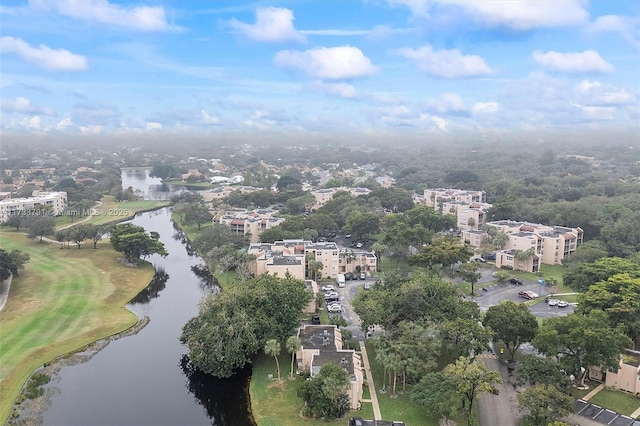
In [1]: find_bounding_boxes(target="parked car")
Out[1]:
[356,242,363,248]
[311,314,320,325]
[485,253,497,261]
[327,303,342,313]
[345,234,352,238]
[557,300,569,308]
[321,284,334,291]
[360,272,366,280]
[324,290,338,297]
[518,290,539,300]
[363,282,371,290]
[547,299,559,306]
[350,417,364,426]
[508,278,524,285]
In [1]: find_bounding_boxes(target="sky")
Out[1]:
[1,0,639,137]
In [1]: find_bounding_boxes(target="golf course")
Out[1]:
[0,231,155,423]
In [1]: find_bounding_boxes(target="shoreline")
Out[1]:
[7,316,151,425]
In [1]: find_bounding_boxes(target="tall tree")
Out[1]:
[483,301,538,362]
[110,223,168,263]
[297,362,351,420]
[518,384,573,426]
[458,262,482,296]
[411,372,459,421]
[0,249,30,280]
[409,235,473,272]
[562,256,639,292]
[440,318,493,360]
[183,202,213,230]
[533,310,631,386]
[444,356,502,422]
[517,355,571,392]
[264,339,281,382]
[286,336,301,379]
[26,216,55,242]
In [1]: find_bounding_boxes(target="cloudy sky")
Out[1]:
[1,0,638,136]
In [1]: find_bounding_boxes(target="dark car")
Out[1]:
[311,315,320,325]
[349,417,364,426]
[508,278,524,285]
[485,253,496,261]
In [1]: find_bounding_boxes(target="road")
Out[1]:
[477,356,520,426]
[334,276,370,340]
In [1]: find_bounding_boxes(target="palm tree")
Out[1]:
[264,339,281,381]
[371,242,388,272]
[286,336,301,379]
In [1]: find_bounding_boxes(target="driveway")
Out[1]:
[333,277,372,341]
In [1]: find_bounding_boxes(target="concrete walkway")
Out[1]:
[359,341,382,421]
[582,383,605,401]
[0,275,13,312]
[630,405,640,419]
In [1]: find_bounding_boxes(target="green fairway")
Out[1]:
[0,232,155,423]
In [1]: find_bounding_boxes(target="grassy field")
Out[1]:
[54,196,169,229]
[250,353,375,425]
[0,232,155,423]
[588,388,640,417]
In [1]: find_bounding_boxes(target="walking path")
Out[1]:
[631,405,640,419]
[0,276,13,312]
[582,383,605,401]
[359,341,382,421]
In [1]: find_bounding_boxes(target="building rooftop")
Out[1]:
[298,325,338,350]
[271,256,302,266]
[312,351,356,377]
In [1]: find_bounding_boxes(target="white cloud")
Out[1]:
[585,15,639,49]
[577,80,635,106]
[424,93,468,114]
[395,44,492,78]
[311,81,358,98]
[29,0,172,31]
[533,50,614,74]
[388,0,589,30]
[301,29,368,36]
[227,7,305,43]
[274,45,377,80]
[472,101,499,114]
[201,110,220,124]
[1,96,55,115]
[0,36,88,71]
[56,118,72,131]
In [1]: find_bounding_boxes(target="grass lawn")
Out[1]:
[588,388,640,417]
[54,195,168,229]
[250,353,374,426]
[163,180,215,189]
[0,232,155,423]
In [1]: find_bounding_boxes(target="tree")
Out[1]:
[444,356,502,422]
[4,215,24,231]
[518,384,573,426]
[149,163,175,180]
[297,362,350,420]
[411,372,459,421]
[0,249,30,280]
[371,242,388,272]
[286,336,301,379]
[409,235,473,272]
[110,223,168,263]
[483,301,538,362]
[577,273,640,348]
[183,202,213,230]
[180,274,312,377]
[264,339,281,382]
[440,318,493,360]
[561,240,608,271]
[458,262,482,296]
[343,210,380,241]
[26,216,55,243]
[517,355,571,392]
[563,257,639,292]
[533,310,631,386]
[515,248,536,267]
[493,232,509,250]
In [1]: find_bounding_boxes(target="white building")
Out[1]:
[0,191,68,222]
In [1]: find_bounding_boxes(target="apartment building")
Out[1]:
[296,325,363,410]
[310,186,372,210]
[201,185,262,203]
[213,208,285,243]
[248,240,377,280]
[423,188,486,209]
[472,220,583,272]
[421,188,491,231]
[590,351,640,395]
[0,191,68,222]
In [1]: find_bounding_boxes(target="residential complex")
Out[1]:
[310,187,372,210]
[462,220,584,272]
[247,240,377,281]
[590,350,640,396]
[201,185,262,203]
[296,325,363,410]
[0,191,68,223]
[420,188,491,231]
[213,208,285,243]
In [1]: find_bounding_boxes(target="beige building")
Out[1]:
[310,187,372,210]
[476,220,583,272]
[296,325,363,410]
[590,351,640,395]
[248,240,377,280]
[420,188,490,231]
[202,185,262,203]
[214,208,285,243]
[423,188,486,210]
[0,191,68,222]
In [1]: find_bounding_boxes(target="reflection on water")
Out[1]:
[180,356,257,426]
[129,267,169,304]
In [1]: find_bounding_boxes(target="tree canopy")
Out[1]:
[483,301,538,362]
[109,223,168,263]
[0,249,30,280]
[297,362,351,420]
[180,273,312,378]
[562,256,639,292]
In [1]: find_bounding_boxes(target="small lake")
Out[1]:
[40,208,256,425]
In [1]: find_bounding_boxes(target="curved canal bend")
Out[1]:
[41,208,255,426]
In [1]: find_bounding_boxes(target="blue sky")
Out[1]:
[1,0,638,136]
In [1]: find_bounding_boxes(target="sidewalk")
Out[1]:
[582,383,605,401]
[359,341,382,421]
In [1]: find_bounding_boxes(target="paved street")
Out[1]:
[334,276,369,340]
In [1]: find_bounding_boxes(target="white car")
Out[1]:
[547,299,559,306]
[557,300,569,308]
[321,284,335,292]
[327,303,342,313]
[356,242,363,248]
[324,291,338,298]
